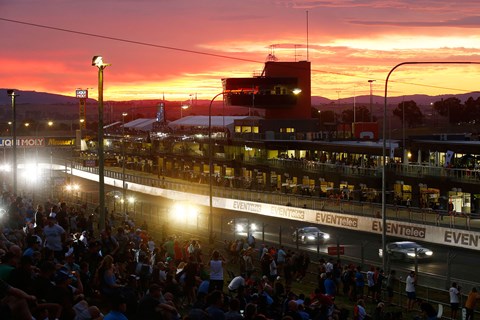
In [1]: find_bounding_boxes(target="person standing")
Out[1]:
[209,250,226,292]
[56,202,69,232]
[269,254,278,283]
[385,270,397,305]
[355,266,365,299]
[34,204,46,231]
[449,282,461,320]
[366,266,375,301]
[354,299,368,320]
[405,271,417,312]
[465,287,480,320]
[43,213,66,262]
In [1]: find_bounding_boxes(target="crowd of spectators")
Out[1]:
[0,188,364,320]
[0,189,454,320]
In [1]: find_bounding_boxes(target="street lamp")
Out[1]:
[180,104,189,118]
[79,118,85,150]
[382,61,480,272]
[7,90,18,196]
[368,80,375,122]
[92,55,110,232]
[122,112,128,214]
[208,92,225,244]
[128,196,135,216]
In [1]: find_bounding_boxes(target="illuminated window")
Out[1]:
[280,128,295,133]
[235,126,241,133]
[253,126,259,133]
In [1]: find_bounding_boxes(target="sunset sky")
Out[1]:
[1,0,480,102]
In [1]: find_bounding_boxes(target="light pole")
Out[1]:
[208,92,225,244]
[128,196,135,217]
[180,104,189,118]
[382,61,480,272]
[7,90,18,196]
[33,120,53,162]
[368,80,375,122]
[92,55,110,232]
[122,112,127,214]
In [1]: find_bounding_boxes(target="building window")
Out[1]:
[242,126,252,133]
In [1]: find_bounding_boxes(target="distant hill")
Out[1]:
[324,92,480,106]
[0,89,480,111]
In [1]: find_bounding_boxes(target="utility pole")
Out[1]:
[368,80,375,122]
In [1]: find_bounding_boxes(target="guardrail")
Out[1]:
[38,159,479,294]
[69,159,478,232]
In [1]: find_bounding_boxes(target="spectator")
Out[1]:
[355,266,365,299]
[228,273,246,293]
[284,300,302,320]
[0,278,37,320]
[324,272,336,297]
[209,250,226,292]
[417,299,437,320]
[373,302,385,320]
[449,282,461,320]
[43,213,66,262]
[366,266,375,301]
[405,271,417,312]
[137,283,179,319]
[225,297,243,320]
[353,299,368,320]
[104,293,128,320]
[206,290,225,319]
[94,255,124,297]
[465,287,480,320]
[385,269,397,305]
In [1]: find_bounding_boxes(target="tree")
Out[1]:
[463,97,480,124]
[392,100,424,127]
[341,106,372,123]
[319,110,337,124]
[432,97,462,124]
[341,109,354,123]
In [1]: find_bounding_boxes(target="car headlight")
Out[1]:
[236,225,244,232]
[323,234,330,240]
[425,251,433,256]
[307,235,315,240]
[407,252,416,257]
[251,223,257,231]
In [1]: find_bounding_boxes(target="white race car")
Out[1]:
[227,218,257,233]
[379,241,433,261]
[292,226,330,244]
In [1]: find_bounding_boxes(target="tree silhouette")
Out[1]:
[319,110,337,124]
[464,97,480,123]
[341,106,371,123]
[392,100,424,127]
[432,97,462,124]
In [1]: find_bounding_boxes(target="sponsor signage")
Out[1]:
[0,137,45,147]
[328,246,345,255]
[316,212,358,228]
[83,159,97,167]
[371,221,426,239]
[70,166,480,252]
[47,138,75,146]
[76,89,88,99]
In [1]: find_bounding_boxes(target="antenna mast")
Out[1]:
[306,10,309,61]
